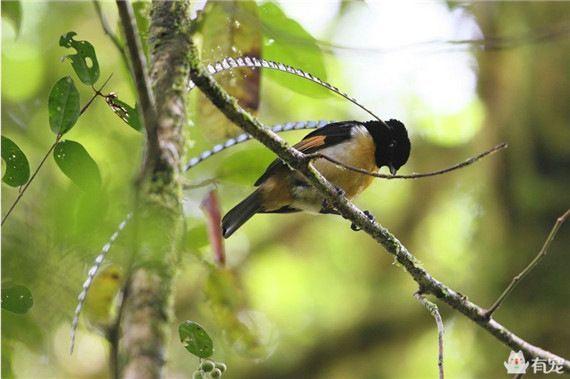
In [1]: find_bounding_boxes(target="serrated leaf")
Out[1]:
[105,95,142,131]
[59,32,100,85]
[259,2,329,97]
[1,1,22,36]
[48,77,80,135]
[53,140,101,190]
[1,285,33,314]
[1,136,30,187]
[178,321,214,358]
[198,0,262,139]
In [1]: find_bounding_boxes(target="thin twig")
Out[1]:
[415,291,444,379]
[1,77,112,226]
[116,0,159,175]
[306,143,507,180]
[485,209,570,318]
[108,283,129,379]
[93,0,129,68]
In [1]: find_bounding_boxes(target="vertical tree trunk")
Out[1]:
[117,1,191,378]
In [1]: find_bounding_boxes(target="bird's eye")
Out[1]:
[388,141,396,149]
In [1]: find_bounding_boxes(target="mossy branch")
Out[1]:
[187,39,570,372]
[115,1,189,378]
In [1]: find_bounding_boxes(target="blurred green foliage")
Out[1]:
[2,1,569,379]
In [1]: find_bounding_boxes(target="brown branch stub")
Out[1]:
[415,291,444,379]
[484,209,570,318]
[187,37,570,372]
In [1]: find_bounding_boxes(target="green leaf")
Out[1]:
[59,32,100,85]
[1,136,30,187]
[48,77,80,135]
[178,321,214,358]
[106,95,142,131]
[259,2,329,97]
[1,1,22,36]
[53,140,101,190]
[1,285,33,314]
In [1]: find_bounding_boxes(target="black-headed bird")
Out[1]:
[222,119,411,238]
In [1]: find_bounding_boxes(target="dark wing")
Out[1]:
[254,121,358,186]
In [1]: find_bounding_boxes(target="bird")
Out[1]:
[221,119,411,238]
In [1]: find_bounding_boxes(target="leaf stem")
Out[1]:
[1,77,112,226]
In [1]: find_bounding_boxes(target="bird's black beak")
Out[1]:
[389,165,398,176]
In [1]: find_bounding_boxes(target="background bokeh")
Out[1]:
[2,1,569,378]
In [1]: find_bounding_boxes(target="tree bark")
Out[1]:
[116,1,191,378]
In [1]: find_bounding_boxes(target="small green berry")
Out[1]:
[192,370,205,379]
[200,360,215,372]
[214,362,227,373]
[210,368,222,378]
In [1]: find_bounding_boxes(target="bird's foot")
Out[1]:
[321,187,346,210]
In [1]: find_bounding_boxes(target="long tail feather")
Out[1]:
[222,190,262,238]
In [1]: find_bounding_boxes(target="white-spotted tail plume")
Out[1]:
[70,212,132,354]
[184,120,330,171]
[188,56,389,127]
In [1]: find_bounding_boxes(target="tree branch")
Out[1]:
[485,209,570,317]
[415,291,444,379]
[187,40,570,372]
[116,0,159,176]
[116,1,190,378]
